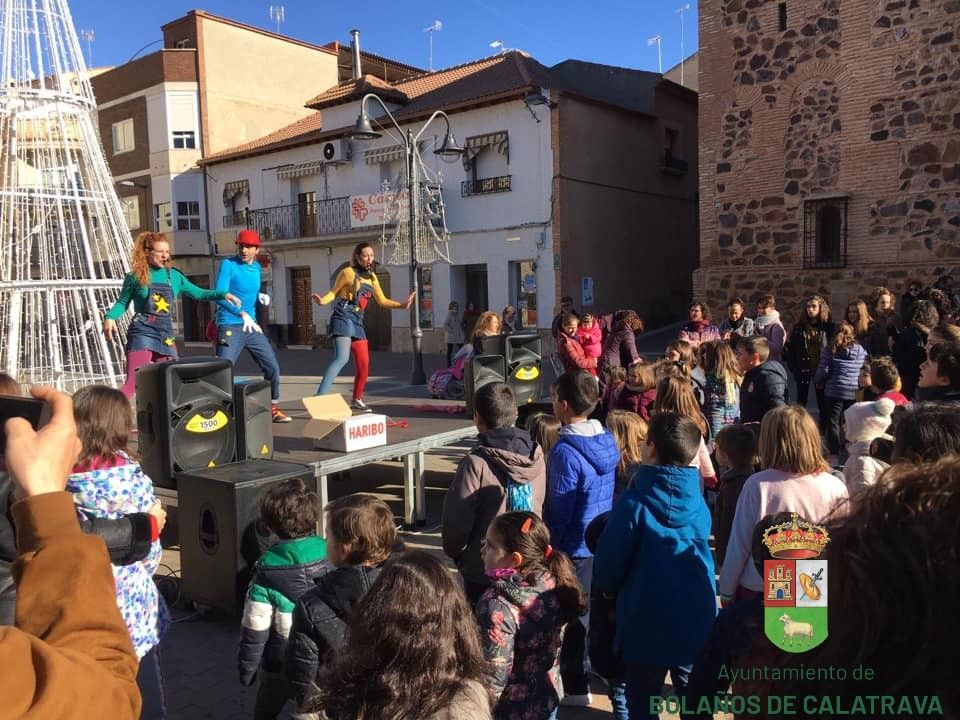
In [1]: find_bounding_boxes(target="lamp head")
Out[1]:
[434,128,463,162]
[351,111,381,140]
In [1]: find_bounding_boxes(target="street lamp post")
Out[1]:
[351,93,463,385]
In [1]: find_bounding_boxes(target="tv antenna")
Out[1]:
[80,28,94,67]
[423,20,442,71]
[489,39,508,55]
[269,5,285,34]
[676,3,691,86]
[647,34,662,73]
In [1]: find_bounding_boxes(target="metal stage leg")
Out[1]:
[414,451,427,522]
[402,454,416,527]
[316,473,329,538]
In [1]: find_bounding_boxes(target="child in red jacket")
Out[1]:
[557,313,598,376]
[577,313,603,366]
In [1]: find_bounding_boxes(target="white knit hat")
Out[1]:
[844,398,895,444]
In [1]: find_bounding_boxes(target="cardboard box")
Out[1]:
[302,394,388,452]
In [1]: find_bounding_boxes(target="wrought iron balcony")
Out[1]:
[461,175,512,197]
[245,197,352,241]
[222,211,246,227]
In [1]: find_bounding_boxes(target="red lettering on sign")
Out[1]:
[348,422,385,441]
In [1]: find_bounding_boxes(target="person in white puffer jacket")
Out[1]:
[842,397,895,499]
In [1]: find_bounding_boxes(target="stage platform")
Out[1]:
[154,395,477,535]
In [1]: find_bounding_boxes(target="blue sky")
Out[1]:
[68,0,698,74]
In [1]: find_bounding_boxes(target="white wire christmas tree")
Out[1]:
[0,0,131,391]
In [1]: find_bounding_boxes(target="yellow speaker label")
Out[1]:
[185,410,230,434]
[261,444,269,455]
[515,366,540,381]
[208,460,216,467]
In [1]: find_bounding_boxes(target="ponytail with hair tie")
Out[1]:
[545,545,553,559]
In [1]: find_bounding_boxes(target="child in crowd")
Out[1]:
[477,511,586,719]
[285,494,397,710]
[842,398,895,500]
[718,405,848,606]
[527,413,562,458]
[664,339,695,369]
[0,374,162,628]
[545,371,619,706]
[814,321,868,461]
[653,376,717,490]
[615,361,658,421]
[785,294,834,418]
[442,301,464,366]
[892,402,960,463]
[713,423,759,567]
[577,312,603,366]
[606,409,648,498]
[736,336,789,423]
[754,294,786,361]
[310,551,491,720]
[916,340,960,402]
[66,386,168,718]
[556,313,598,376]
[594,413,717,718]
[602,365,628,411]
[699,340,742,439]
[442,382,546,606]
[238,478,327,720]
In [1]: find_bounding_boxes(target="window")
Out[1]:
[803,195,848,268]
[174,38,193,49]
[172,131,196,149]
[154,202,173,233]
[778,3,788,31]
[120,196,140,230]
[662,126,687,172]
[112,119,134,154]
[176,201,201,231]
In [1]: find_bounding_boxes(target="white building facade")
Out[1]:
[204,90,555,353]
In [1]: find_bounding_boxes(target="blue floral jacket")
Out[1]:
[67,453,166,658]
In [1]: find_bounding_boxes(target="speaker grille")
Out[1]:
[171,402,237,471]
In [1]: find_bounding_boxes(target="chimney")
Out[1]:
[350,29,362,80]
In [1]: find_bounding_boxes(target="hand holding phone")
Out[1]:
[3,387,81,497]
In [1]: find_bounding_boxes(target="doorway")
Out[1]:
[181,274,211,341]
[364,270,393,351]
[465,263,489,312]
[289,266,315,345]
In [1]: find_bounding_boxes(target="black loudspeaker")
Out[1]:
[465,353,507,415]
[233,379,274,460]
[177,459,315,613]
[476,334,506,358]
[505,333,543,405]
[136,358,236,489]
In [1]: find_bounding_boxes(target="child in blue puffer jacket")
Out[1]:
[545,371,619,706]
[813,321,868,461]
[594,413,717,719]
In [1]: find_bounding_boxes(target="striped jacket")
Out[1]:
[238,535,328,686]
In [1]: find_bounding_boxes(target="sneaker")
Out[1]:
[351,398,372,413]
[271,405,292,423]
[560,693,593,707]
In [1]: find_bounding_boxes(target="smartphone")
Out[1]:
[0,395,51,455]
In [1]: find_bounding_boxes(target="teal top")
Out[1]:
[105,267,226,320]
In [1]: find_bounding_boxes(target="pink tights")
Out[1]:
[121,350,174,398]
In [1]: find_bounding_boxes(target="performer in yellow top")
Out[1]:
[313,242,414,410]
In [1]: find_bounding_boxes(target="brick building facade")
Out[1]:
[696,0,960,326]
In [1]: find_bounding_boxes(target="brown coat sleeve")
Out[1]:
[0,492,141,720]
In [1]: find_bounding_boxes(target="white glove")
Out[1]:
[241,312,262,334]
[258,292,271,307]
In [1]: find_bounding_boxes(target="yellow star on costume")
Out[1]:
[164,337,176,346]
[152,294,171,314]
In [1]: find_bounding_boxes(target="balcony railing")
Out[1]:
[246,197,351,241]
[461,175,512,197]
[223,211,246,227]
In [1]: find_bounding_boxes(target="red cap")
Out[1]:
[237,229,261,247]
